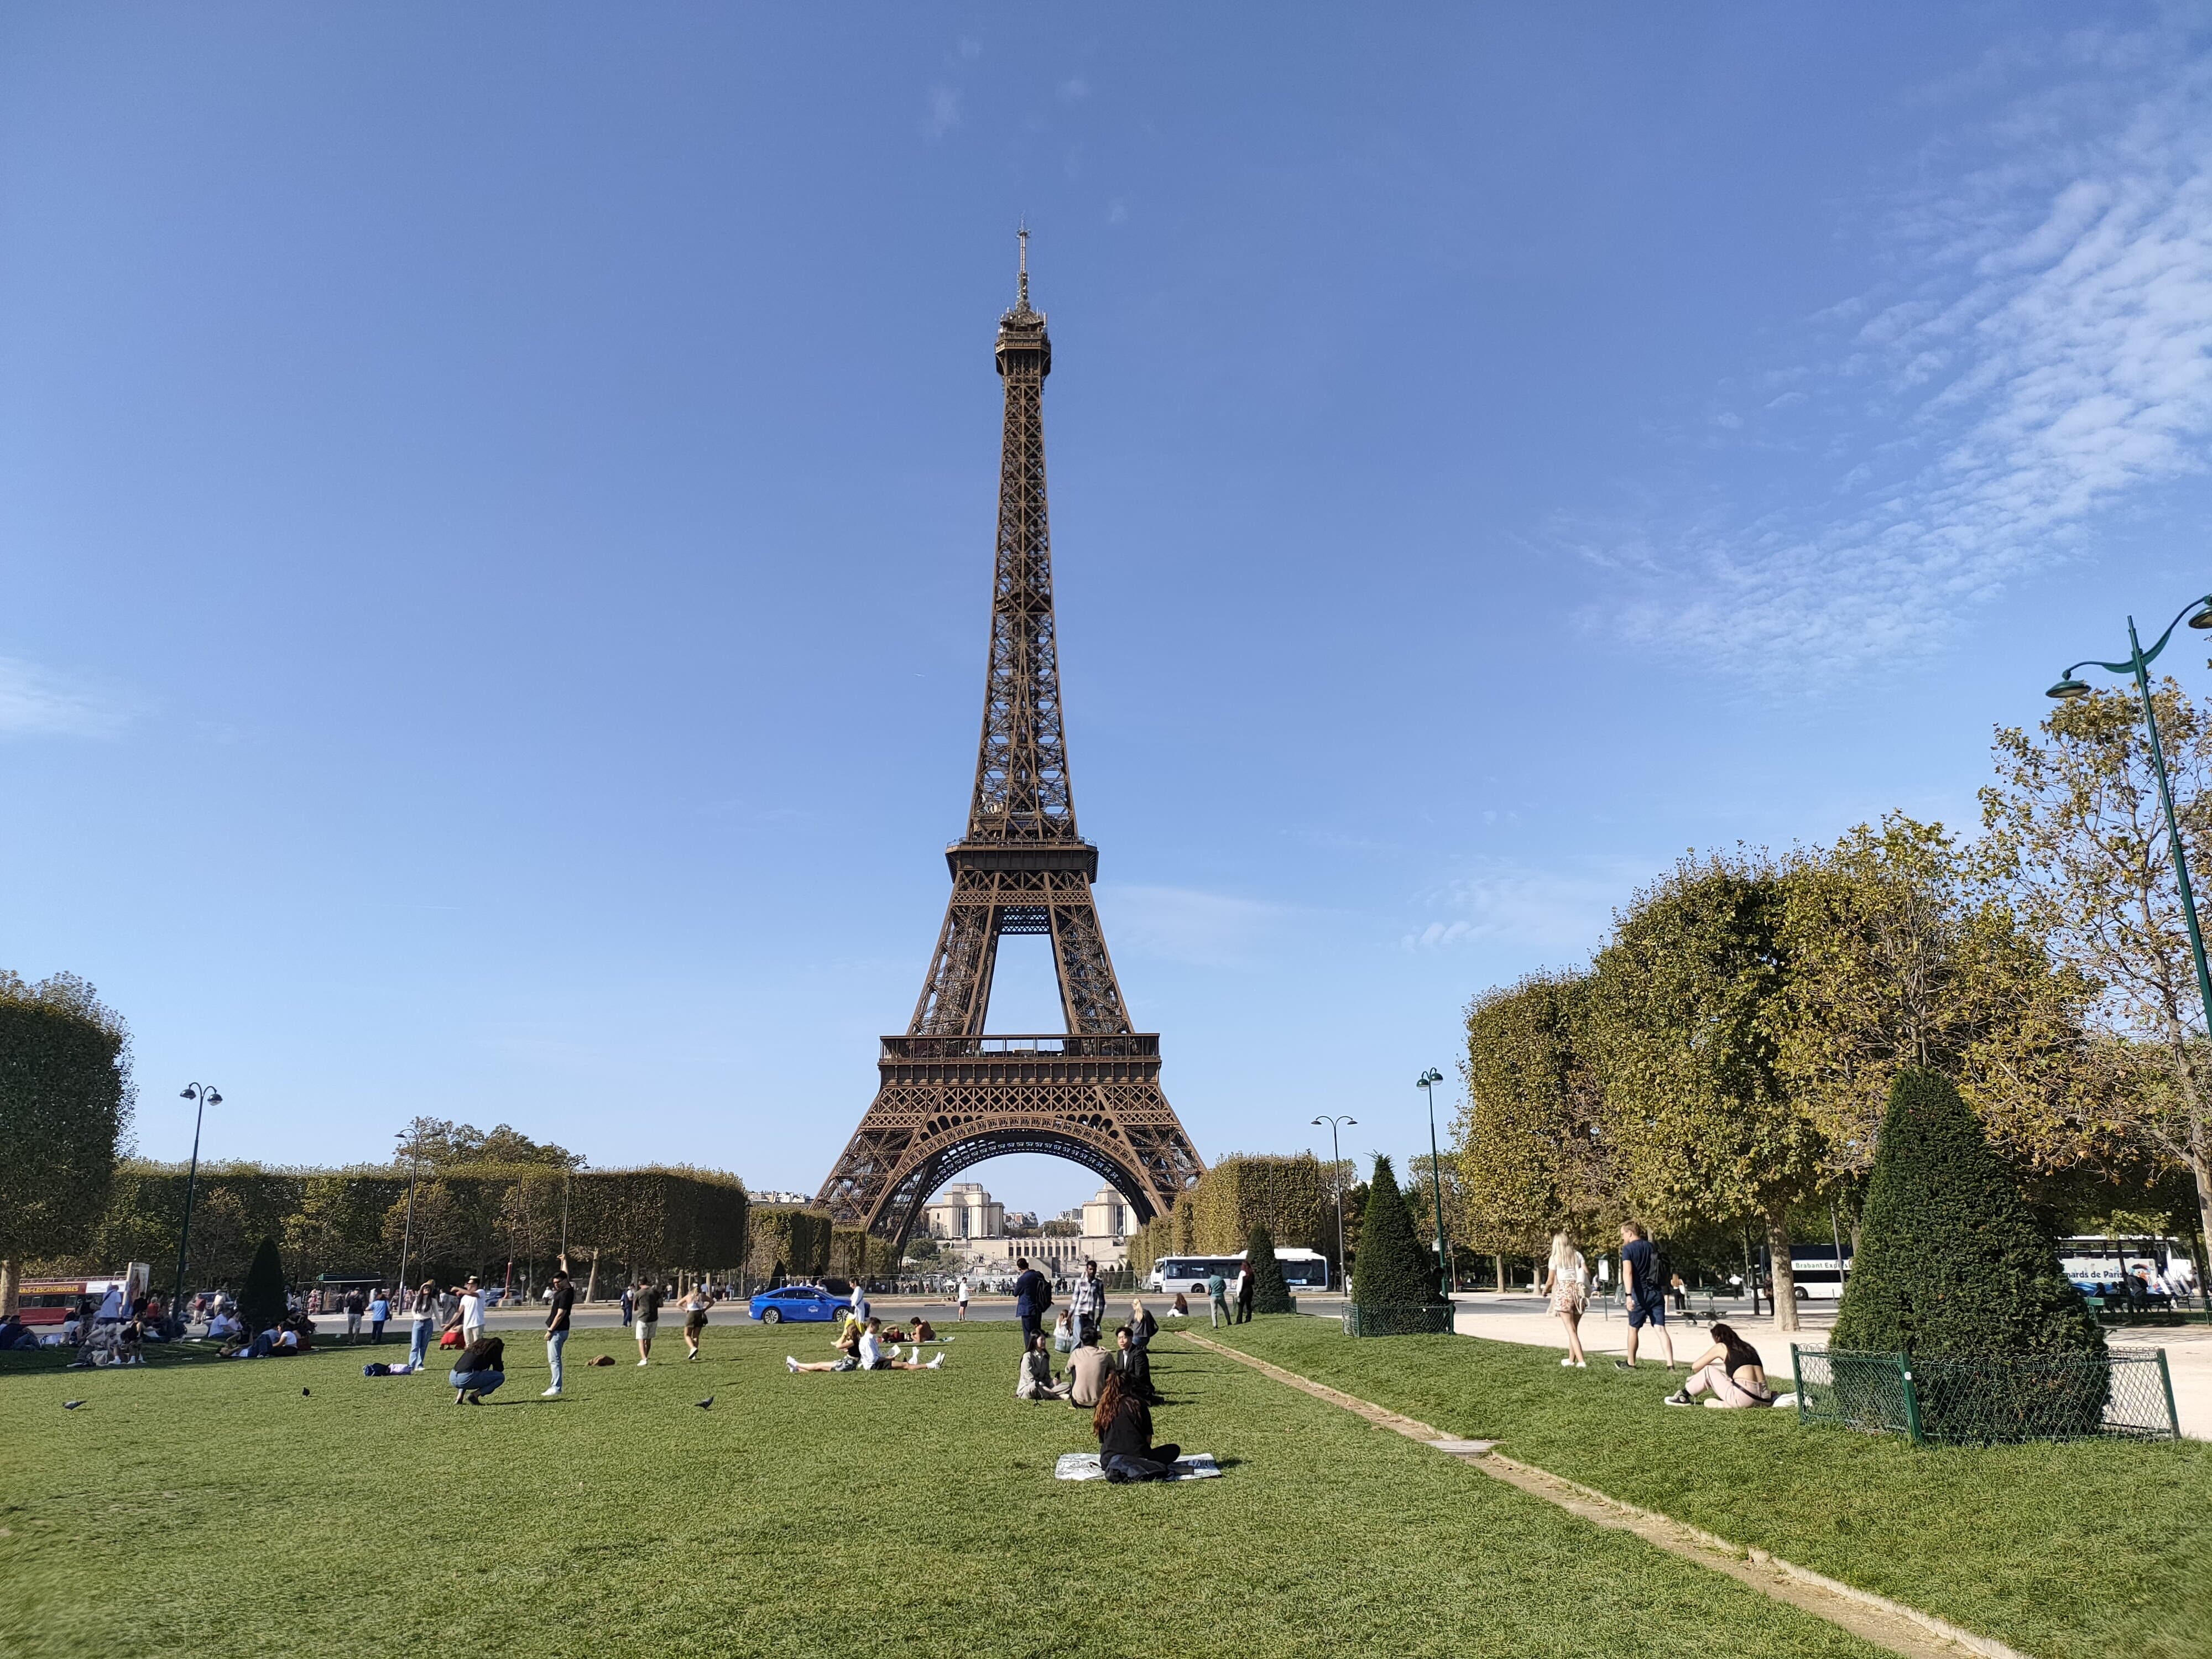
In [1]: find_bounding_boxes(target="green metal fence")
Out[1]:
[1794,1345,2179,1445]
[1342,1302,1454,1337]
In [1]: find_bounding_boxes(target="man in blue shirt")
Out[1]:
[1012,1256,1050,1350]
[1618,1222,1676,1370]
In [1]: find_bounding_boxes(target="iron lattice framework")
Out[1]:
[816,243,1206,1250]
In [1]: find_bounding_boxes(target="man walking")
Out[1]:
[956,1275,971,1322]
[368,1287,390,1344]
[343,1286,366,1344]
[1617,1223,1676,1370]
[633,1278,662,1365]
[620,1282,634,1328]
[1234,1260,1255,1325]
[1070,1259,1104,1346]
[543,1267,575,1396]
[1206,1267,1230,1329]
[1012,1256,1050,1351]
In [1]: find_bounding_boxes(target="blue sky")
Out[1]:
[6,9,2211,1217]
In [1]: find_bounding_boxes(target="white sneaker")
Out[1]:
[1574,1360,1588,1369]
[637,1358,649,1366]
[927,1354,944,1368]
[1561,1357,1575,1367]
[786,1355,799,1372]
[542,1386,560,1396]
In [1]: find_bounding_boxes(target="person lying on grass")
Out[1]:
[1092,1370,1181,1483]
[788,1317,943,1373]
[450,1335,506,1405]
[1663,1323,1774,1409]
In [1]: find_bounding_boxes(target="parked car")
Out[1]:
[748,1285,846,1324]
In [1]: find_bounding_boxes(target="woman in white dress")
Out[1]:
[1541,1232,1589,1368]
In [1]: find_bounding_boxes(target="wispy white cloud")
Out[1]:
[1594,35,2212,680]
[0,655,134,738]
[1401,857,1648,954]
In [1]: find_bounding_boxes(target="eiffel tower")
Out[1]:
[816,236,1206,1249]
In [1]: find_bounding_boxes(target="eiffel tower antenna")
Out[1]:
[815,253,1205,1248]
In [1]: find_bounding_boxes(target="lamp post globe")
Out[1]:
[170,1083,219,1334]
[1311,1114,1358,1293]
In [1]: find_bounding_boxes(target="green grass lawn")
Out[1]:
[0,1321,1893,1659]
[1196,1315,2212,1659]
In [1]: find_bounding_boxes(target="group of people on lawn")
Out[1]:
[1013,1258,1180,1481]
[1542,1222,1777,1408]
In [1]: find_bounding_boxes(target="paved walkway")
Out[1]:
[1439,1291,2212,1439]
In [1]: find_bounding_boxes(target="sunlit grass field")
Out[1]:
[1199,1317,2212,1659]
[0,1317,1892,1659]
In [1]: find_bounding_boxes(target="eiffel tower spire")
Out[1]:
[814,243,1206,1246]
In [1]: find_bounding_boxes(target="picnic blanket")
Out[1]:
[1054,1452,1221,1483]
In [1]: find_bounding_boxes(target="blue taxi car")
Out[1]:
[748,1284,847,1324]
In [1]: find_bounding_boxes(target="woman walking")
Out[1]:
[1541,1232,1589,1369]
[956,1275,971,1322]
[678,1284,712,1361]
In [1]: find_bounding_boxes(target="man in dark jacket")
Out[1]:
[1011,1257,1050,1351]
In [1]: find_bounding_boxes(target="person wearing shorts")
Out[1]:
[633,1280,662,1366]
[679,1285,711,1360]
[1618,1223,1676,1370]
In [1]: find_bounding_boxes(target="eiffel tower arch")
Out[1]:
[816,237,1206,1251]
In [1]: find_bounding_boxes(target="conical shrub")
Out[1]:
[1246,1224,1294,1314]
[1834,1070,2106,1440]
[237,1235,288,1335]
[1834,1070,2103,1359]
[1352,1155,1431,1313]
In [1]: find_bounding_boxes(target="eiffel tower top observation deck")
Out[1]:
[814,237,1206,1245]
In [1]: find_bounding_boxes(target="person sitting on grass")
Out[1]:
[1093,1371,1181,1483]
[910,1317,937,1344]
[1017,1331,1066,1401]
[1065,1323,1112,1407]
[1109,1324,1161,1403]
[450,1334,507,1405]
[789,1317,943,1373]
[1663,1323,1775,1409]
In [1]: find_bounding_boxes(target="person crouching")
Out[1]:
[450,1334,506,1405]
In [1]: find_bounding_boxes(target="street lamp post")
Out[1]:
[170,1084,219,1334]
[1416,1067,1454,1300]
[1311,1114,1358,1293]
[2048,591,2212,1317]
[395,1133,419,1305]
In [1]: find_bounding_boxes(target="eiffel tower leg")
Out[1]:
[911,872,1003,1036]
[1048,879,1131,1034]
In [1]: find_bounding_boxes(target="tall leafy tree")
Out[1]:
[1458,969,1614,1260]
[1245,1224,1294,1314]
[237,1235,288,1335]
[0,972,135,1314]
[1775,815,2110,1187]
[1980,683,2212,1274]
[1589,852,1823,1329]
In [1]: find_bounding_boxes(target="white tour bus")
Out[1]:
[1147,1249,1331,1295]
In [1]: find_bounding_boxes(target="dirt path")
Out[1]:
[1176,1332,2028,1659]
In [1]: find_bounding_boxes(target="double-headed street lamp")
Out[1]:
[2049,591,2212,1316]
[395,1132,421,1301]
[1310,1114,1358,1291]
[1416,1067,1454,1299]
[171,1083,220,1333]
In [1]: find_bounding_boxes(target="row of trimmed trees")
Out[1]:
[1456,687,2212,1330]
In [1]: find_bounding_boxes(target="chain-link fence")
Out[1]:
[1342,1303,1454,1337]
[1794,1345,2178,1444]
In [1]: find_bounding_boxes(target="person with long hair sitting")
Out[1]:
[1665,1323,1775,1408]
[1016,1331,1066,1401]
[1092,1370,1181,1482]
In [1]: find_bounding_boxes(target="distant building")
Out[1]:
[924,1182,1005,1241]
[950,1186,1132,1273]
